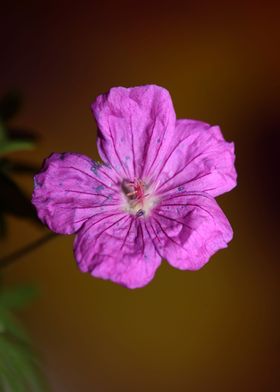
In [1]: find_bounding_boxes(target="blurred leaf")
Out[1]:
[0,92,22,122]
[0,336,47,392]
[0,285,38,310]
[0,172,38,222]
[0,122,35,157]
[0,308,29,343]
[0,285,47,391]
[0,140,34,156]
[0,91,37,156]
[0,364,27,392]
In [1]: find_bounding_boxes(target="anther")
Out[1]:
[136,209,145,217]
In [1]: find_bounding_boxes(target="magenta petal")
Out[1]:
[148,193,233,270]
[154,120,237,197]
[32,153,120,234]
[74,213,161,288]
[92,85,176,180]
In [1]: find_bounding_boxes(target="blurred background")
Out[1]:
[1,1,279,391]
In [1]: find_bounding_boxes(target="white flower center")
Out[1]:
[121,179,159,218]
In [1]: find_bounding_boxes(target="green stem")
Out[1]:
[0,233,56,269]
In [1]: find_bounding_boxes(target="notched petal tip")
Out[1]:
[91,84,176,180]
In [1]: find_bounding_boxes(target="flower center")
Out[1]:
[121,179,158,217]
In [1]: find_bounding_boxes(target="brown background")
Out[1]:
[1,1,280,391]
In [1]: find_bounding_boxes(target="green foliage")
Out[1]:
[0,285,47,392]
[0,139,34,156]
[0,92,48,390]
[0,119,34,155]
[0,92,41,240]
[0,286,38,310]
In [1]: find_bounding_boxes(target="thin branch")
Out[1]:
[0,232,56,269]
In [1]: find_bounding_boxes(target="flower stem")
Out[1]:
[0,232,56,269]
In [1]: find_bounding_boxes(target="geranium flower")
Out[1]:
[32,85,237,289]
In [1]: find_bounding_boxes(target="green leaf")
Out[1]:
[0,363,27,392]
[0,308,29,343]
[0,93,37,156]
[0,286,47,391]
[0,336,47,392]
[0,285,38,310]
[0,139,35,156]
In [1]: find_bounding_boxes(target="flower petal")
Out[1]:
[147,193,233,270]
[154,119,237,197]
[74,212,161,289]
[92,85,176,180]
[32,153,121,234]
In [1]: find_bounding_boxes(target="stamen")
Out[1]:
[122,179,145,202]
[136,209,145,217]
[121,178,158,217]
[127,191,137,197]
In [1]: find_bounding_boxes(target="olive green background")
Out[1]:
[1,1,279,391]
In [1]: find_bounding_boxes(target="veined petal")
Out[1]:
[148,193,233,270]
[154,120,237,197]
[92,85,176,180]
[32,153,121,234]
[74,213,161,289]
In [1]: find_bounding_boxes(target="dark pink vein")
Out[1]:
[98,166,119,186]
[60,165,117,192]
[155,149,209,192]
[157,171,212,196]
[129,109,136,178]
[78,211,125,239]
[153,211,194,233]
[138,221,145,255]
[160,191,213,203]
[153,216,189,252]
[97,137,122,180]
[120,217,134,250]
[139,117,157,178]
[158,203,215,221]
[95,215,130,241]
[151,132,194,184]
[55,203,119,210]
[144,110,171,178]
[64,189,117,199]
[106,118,131,179]
[144,221,162,259]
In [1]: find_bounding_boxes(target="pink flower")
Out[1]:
[32,85,237,289]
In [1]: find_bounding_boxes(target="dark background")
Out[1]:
[1,1,280,391]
